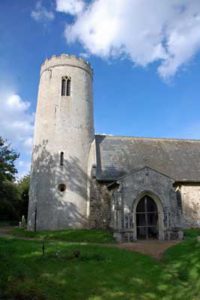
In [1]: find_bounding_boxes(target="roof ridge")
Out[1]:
[95,134,200,143]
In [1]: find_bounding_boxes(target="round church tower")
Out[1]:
[28,54,94,230]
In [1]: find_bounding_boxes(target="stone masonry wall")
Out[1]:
[89,178,112,229]
[181,185,200,227]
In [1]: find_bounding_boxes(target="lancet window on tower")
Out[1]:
[61,77,71,96]
[60,152,64,166]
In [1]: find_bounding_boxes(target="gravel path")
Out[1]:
[116,240,180,259]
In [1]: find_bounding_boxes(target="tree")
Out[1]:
[0,137,19,182]
[17,175,30,218]
[0,180,20,221]
[0,137,20,222]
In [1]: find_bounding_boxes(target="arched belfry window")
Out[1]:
[60,152,64,166]
[66,78,71,96]
[61,78,66,96]
[61,77,71,96]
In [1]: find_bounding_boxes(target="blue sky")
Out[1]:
[1,0,200,177]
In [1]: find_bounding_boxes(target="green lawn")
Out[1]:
[0,229,200,300]
[11,227,116,243]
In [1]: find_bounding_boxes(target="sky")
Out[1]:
[1,0,200,178]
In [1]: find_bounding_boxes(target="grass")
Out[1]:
[0,228,200,299]
[0,220,18,226]
[11,227,116,243]
[183,228,200,239]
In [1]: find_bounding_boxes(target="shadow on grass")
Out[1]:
[0,236,200,300]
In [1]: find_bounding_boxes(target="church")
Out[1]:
[28,54,200,242]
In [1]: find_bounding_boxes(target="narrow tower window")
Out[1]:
[60,152,64,166]
[66,78,71,96]
[61,77,71,96]
[61,78,66,96]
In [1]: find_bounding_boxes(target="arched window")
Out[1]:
[136,196,158,240]
[60,152,64,166]
[66,78,71,96]
[61,78,66,96]
[61,77,71,96]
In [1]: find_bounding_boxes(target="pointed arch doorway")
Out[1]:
[136,195,158,240]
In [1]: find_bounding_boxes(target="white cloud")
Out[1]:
[59,0,200,78]
[0,92,34,177]
[0,93,34,152]
[16,160,31,179]
[23,137,33,150]
[56,0,85,15]
[79,52,89,59]
[31,1,54,22]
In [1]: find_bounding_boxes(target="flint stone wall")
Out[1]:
[181,185,200,227]
[89,178,111,229]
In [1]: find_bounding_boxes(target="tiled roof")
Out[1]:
[95,134,200,182]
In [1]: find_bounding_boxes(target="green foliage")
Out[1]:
[1,233,200,299]
[12,228,115,243]
[0,175,30,222]
[0,137,21,222]
[0,181,20,221]
[0,136,19,182]
[16,174,30,218]
[0,136,30,222]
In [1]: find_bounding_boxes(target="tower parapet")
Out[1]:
[28,54,94,230]
[40,54,93,77]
